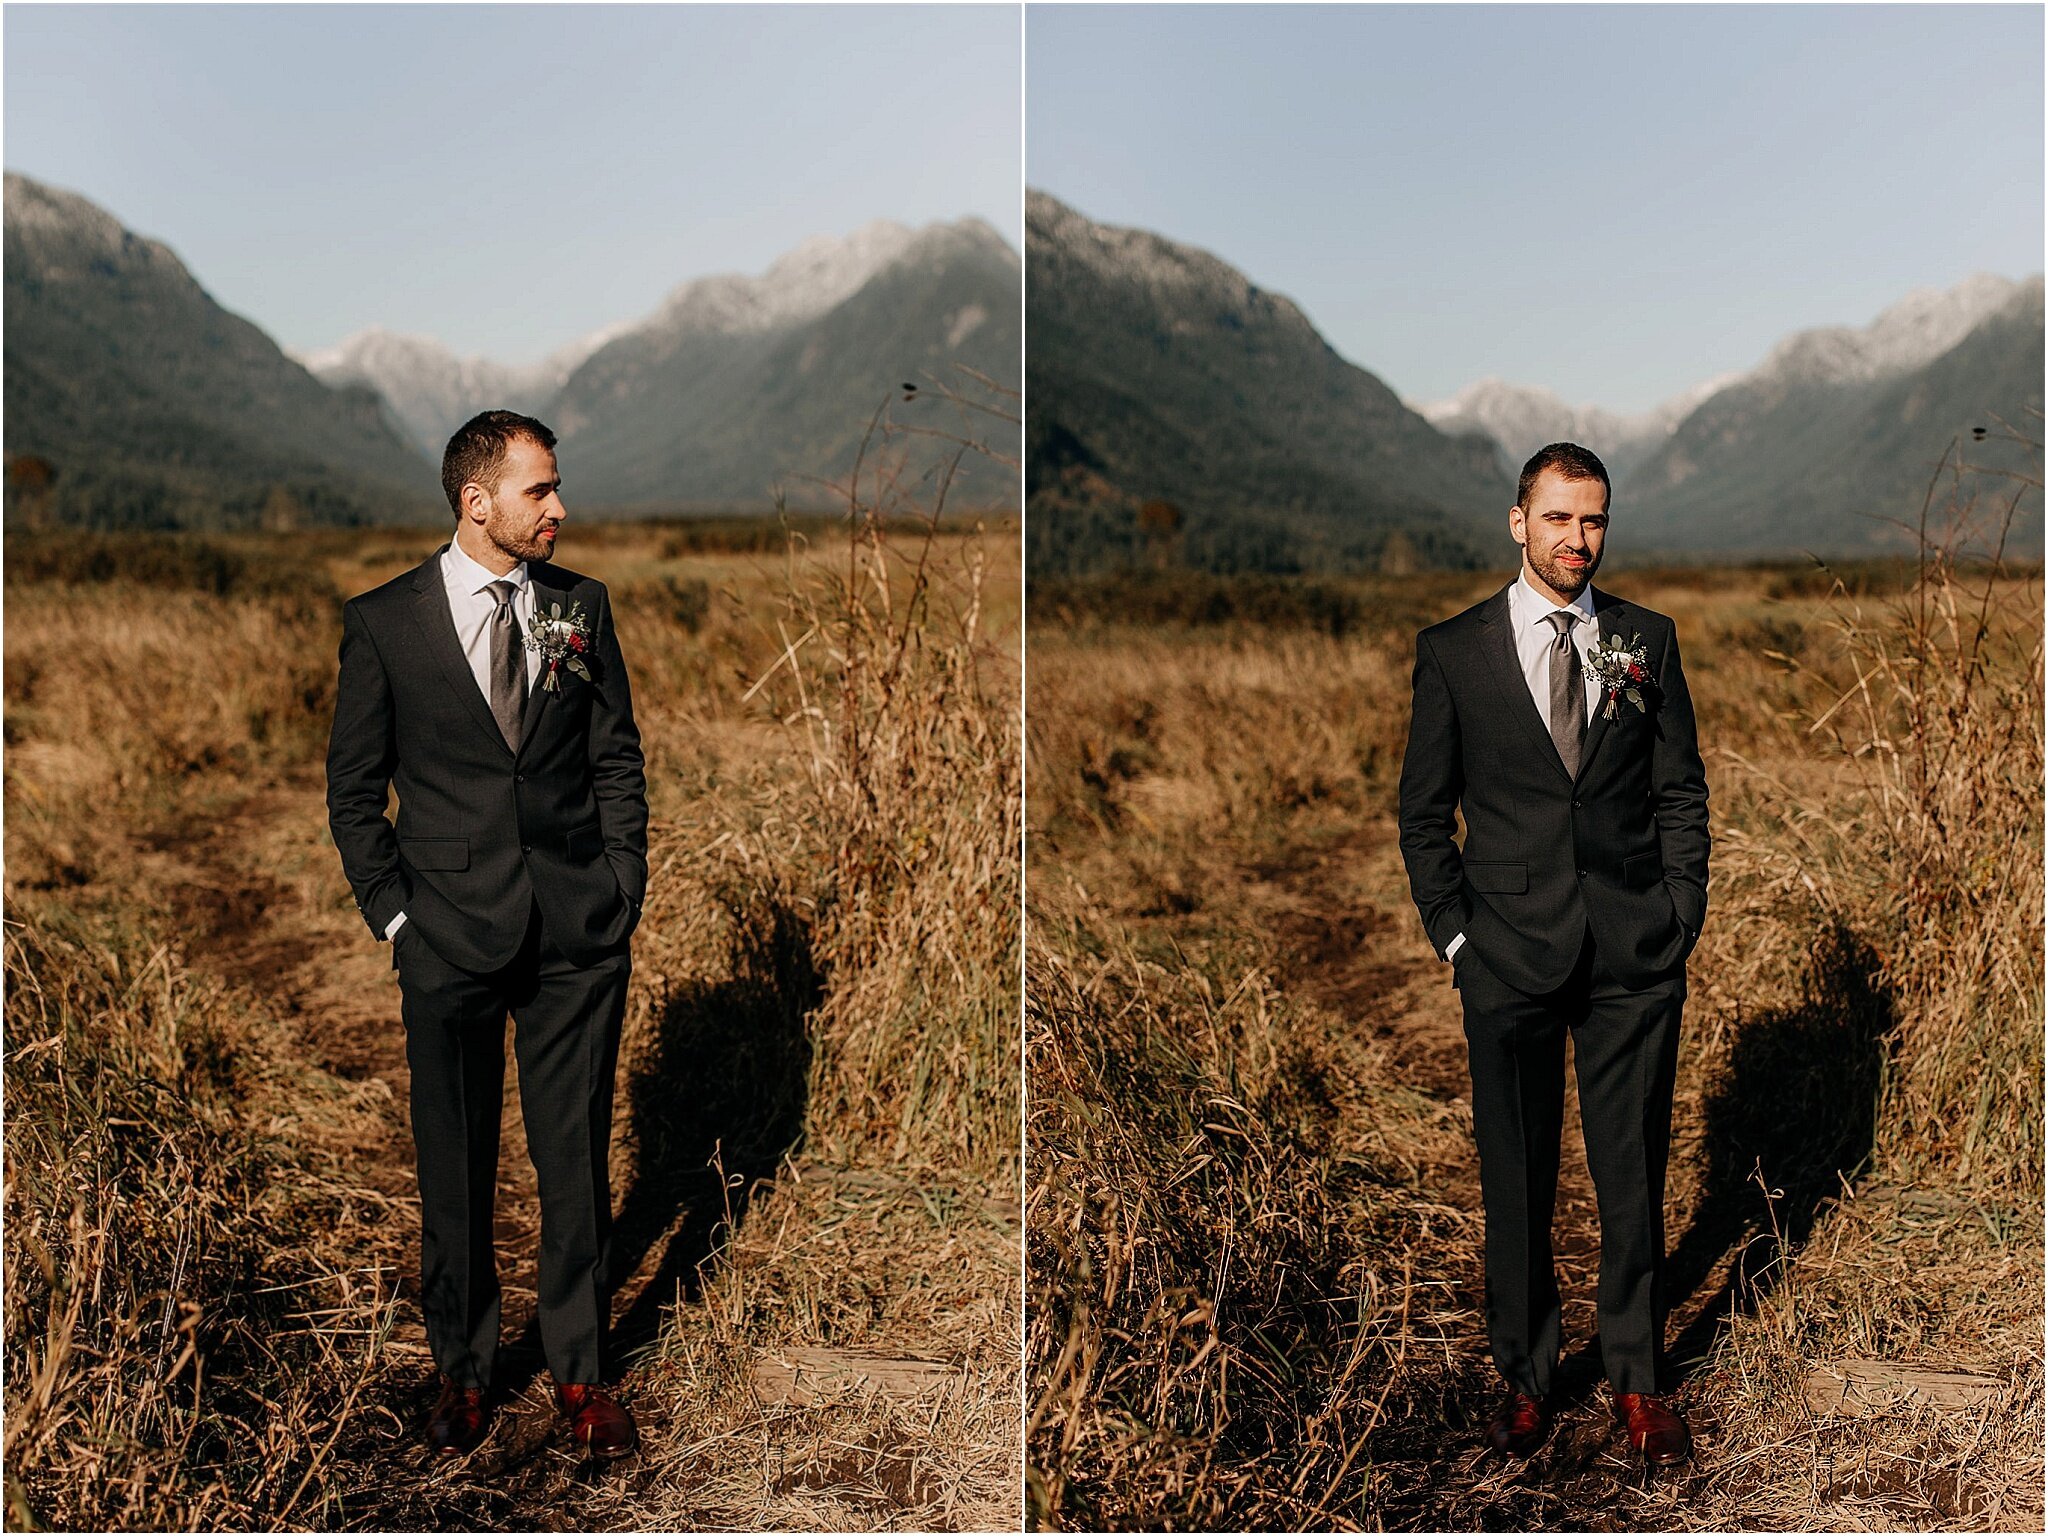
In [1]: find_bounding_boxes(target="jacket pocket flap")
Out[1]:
[567,821,604,861]
[1465,861,1527,894]
[401,837,469,871]
[1622,851,1662,888]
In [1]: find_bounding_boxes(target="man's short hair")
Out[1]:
[441,410,557,516]
[1517,442,1611,514]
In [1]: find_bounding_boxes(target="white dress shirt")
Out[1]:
[1507,565,1600,734]
[1445,567,1599,964]
[386,541,540,942]
[443,538,542,698]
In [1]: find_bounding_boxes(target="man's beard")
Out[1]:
[1529,544,1598,597]
[486,505,556,564]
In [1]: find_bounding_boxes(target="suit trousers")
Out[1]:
[1455,925,1684,1398]
[395,899,630,1389]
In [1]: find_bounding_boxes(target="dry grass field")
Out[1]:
[4,467,1022,1526]
[1026,468,2043,1529]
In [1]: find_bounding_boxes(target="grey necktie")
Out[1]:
[487,579,526,748]
[1545,610,1586,775]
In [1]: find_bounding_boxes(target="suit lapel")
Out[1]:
[409,543,518,758]
[517,652,555,755]
[1573,590,1631,784]
[1476,582,1575,788]
[516,569,572,756]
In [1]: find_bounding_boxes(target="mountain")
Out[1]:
[1732,272,2027,391]
[295,325,624,459]
[1418,273,2041,556]
[1417,375,1734,485]
[1025,190,1506,575]
[1624,275,2043,555]
[3,172,439,529]
[546,217,1020,509]
[3,175,1018,530]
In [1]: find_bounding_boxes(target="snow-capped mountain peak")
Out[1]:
[292,325,602,456]
[1414,272,2029,479]
[1757,272,2025,387]
[650,219,923,336]
[1414,375,1724,480]
[294,214,1018,461]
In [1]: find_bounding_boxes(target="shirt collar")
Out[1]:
[443,537,529,597]
[1513,564,1596,629]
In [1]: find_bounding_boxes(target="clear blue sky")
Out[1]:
[1028,3,2043,414]
[5,3,1021,366]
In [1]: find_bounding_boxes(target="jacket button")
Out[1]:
[522,843,532,854]
[1572,798,1582,808]
[1577,869,1588,879]
[516,773,525,783]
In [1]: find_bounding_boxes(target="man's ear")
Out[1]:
[1508,505,1527,547]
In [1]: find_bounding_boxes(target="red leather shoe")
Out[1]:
[1612,1391,1692,1466]
[426,1377,490,1457]
[1486,1389,1551,1456]
[556,1380,639,1460]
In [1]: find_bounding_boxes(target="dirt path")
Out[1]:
[1241,818,1720,1528]
[1262,826,1605,1345]
[140,776,667,1527]
[134,771,1020,1531]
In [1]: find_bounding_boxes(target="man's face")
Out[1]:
[1510,468,1608,601]
[466,435,566,563]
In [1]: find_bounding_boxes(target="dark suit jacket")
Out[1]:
[325,543,649,973]
[1397,581,1709,994]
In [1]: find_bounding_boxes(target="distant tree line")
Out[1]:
[3,454,433,532]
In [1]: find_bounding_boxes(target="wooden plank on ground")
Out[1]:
[1804,1359,2003,1418]
[752,1348,965,1407]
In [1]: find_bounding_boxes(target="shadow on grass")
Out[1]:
[1362,924,1896,1531]
[1655,921,1895,1390]
[614,898,823,1360]
[498,897,823,1394]
[338,902,822,1530]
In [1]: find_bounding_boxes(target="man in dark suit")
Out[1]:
[326,410,647,1460]
[1397,442,1709,1468]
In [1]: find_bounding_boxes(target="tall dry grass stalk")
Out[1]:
[0,550,409,1528]
[592,382,1023,1529]
[3,559,385,1527]
[1713,437,2043,1200]
[1027,920,1457,1530]
[1028,629,1412,850]
[1025,622,1454,1528]
[3,862,400,1529]
[729,443,1020,1174]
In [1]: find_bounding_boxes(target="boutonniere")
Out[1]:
[525,599,593,693]
[1584,629,1651,719]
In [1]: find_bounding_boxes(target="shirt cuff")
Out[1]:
[384,910,408,941]
[1445,931,1466,961]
